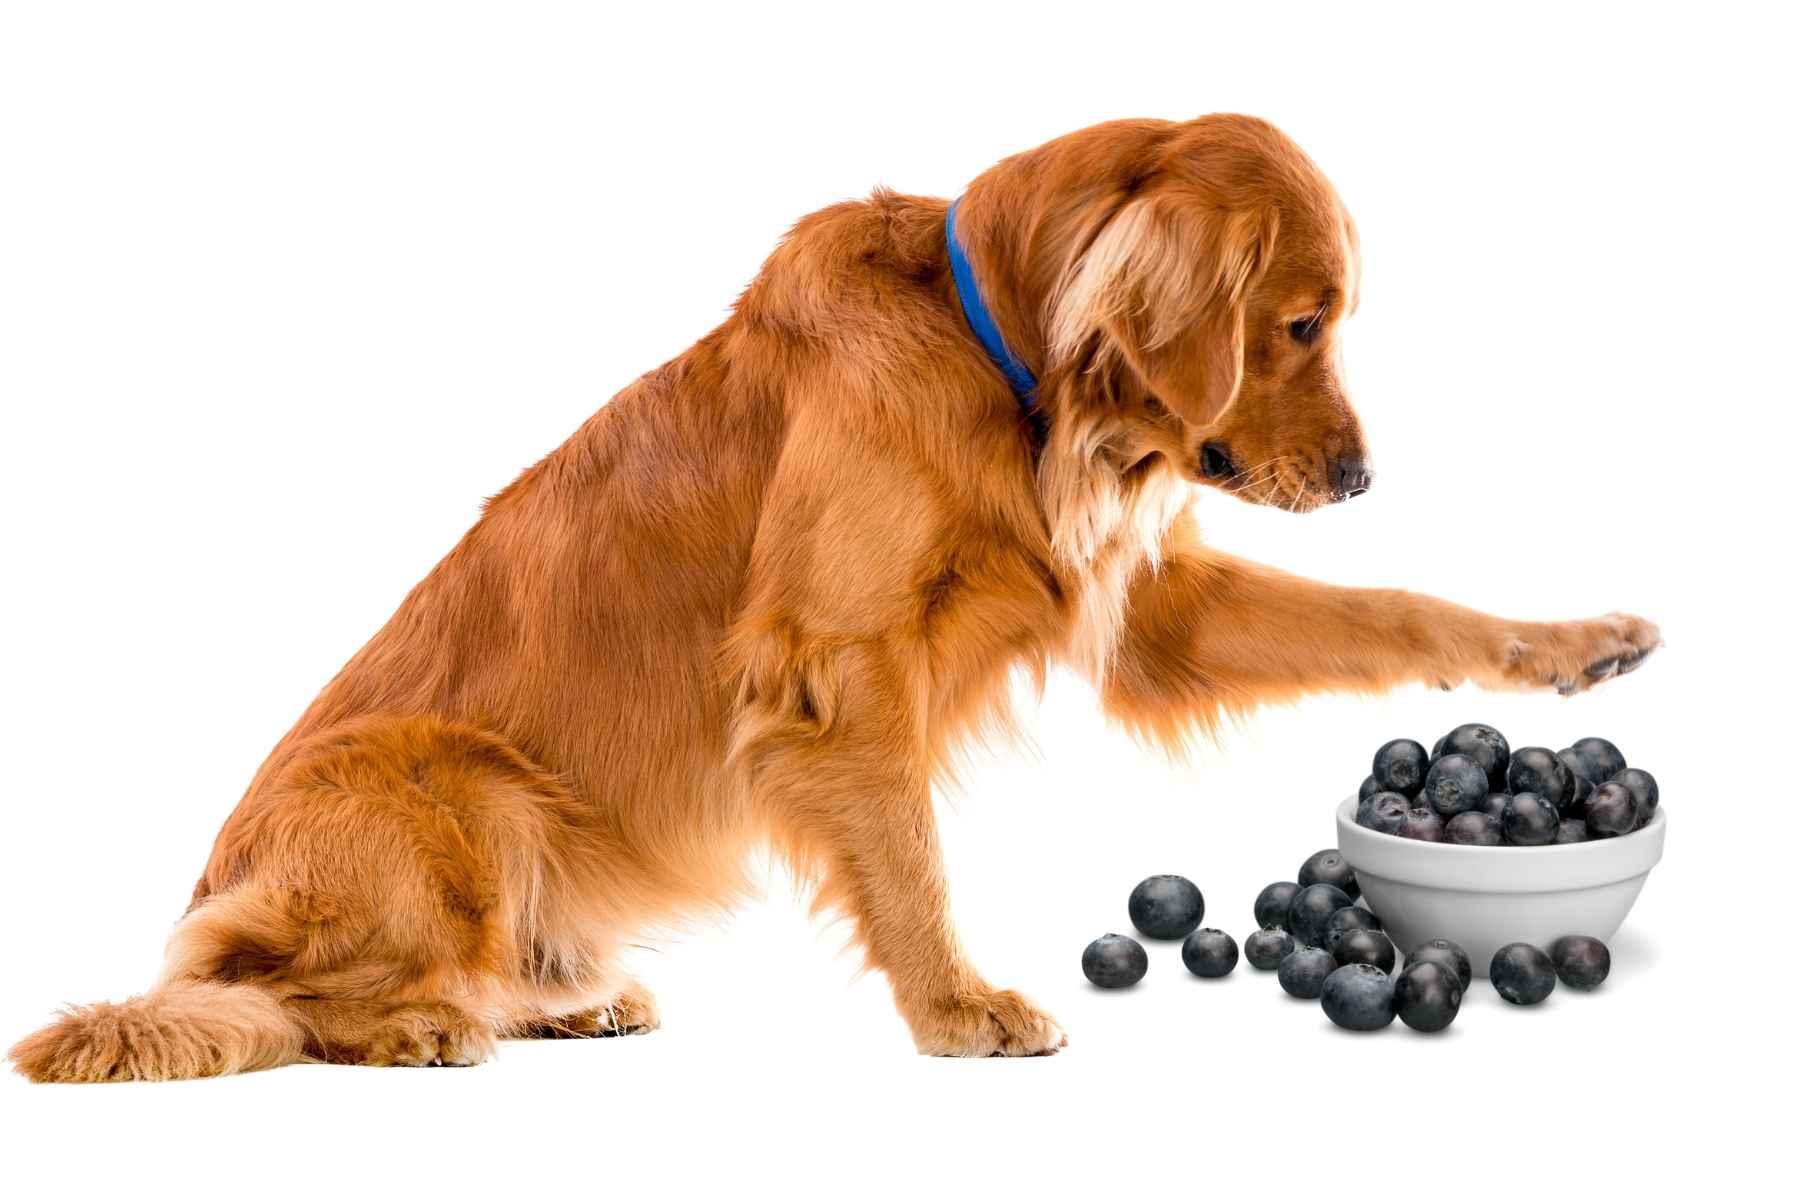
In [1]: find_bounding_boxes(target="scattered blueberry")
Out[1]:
[1359,774,1382,803]
[1331,927,1397,973]
[1555,818,1591,844]
[1404,938,1473,990]
[1549,935,1611,990]
[1287,883,1355,947]
[1254,881,1302,930]
[1395,807,1446,843]
[1082,933,1148,989]
[1357,792,1410,834]
[1507,747,1575,811]
[1423,753,1488,817]
[1610,767,1659,815]
[1128,874,1205,940]
[1502,793,1560,846]
[1322,905,1383,954]
[1445,811,1503,845]
[1372,738,1431,798]
[1567,736,1627,784]
[1321,963,1396,1031]
[1181,928,1239,978]
[1490,943,1557,1005]
[1246,927,1297,970]
[1298,849,1359,901]
[1394,960,1463,1032]
[1277,947,1337,999]
[1585,781,1639,837]
[1438,723,1511,790]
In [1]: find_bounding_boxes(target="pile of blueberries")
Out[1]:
[1081,860,1613,1032]
[1357,726,1660,845]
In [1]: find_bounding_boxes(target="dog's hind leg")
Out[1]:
[508,981,661,1039]
[285,998,497,1066]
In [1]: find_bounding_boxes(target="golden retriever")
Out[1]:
[11,114,1659,1080]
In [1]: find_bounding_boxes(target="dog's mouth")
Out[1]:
[1190,443,1341,513]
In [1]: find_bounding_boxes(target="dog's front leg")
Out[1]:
[1103,520,1660,736]
[737,639,1065,1057]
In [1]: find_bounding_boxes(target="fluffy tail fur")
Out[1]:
[9,980,305,1083]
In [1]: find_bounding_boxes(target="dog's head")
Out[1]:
[1035,115,1368,512]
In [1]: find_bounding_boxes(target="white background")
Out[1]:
[2,2,1794,1194]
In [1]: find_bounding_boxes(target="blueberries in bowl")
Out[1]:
[1556,749,1595,817]
[1356,792,1410,834]
[1549,935,1611,990]
[1245,927,1296,970]
[1128,874,1205,940]
[1277,946,1337,999]
[1287,884,1354,947]
[1478,792,1510,820]
[1321,963,1396,1031]
[1566,737,1627,784]
[1423,753,1488,818]
[1372,738,1431,798]
[1359,774,1382,803]
[1585,781,1640,837]
[1181,928,1239,978]
[1082,933,1148,989]
[1611,767,1659,815]
[1506,747,1575,811]
[1404,938,1473,990]
[1437,722,1510,791]
[1502,793,1560,846]
[1445,811,1503,845]
[1298,849,1359,901]
[1555,818,1590,844]
[1395,807,1446,842]
[1394,960,1463,1032]
[1254,881,1302,930]
[1490,943,1557,1005]
[1330,927,1396,973]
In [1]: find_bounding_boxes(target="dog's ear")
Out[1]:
[1048,193,1277,427]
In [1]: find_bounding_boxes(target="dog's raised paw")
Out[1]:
[910,989,1066,1058]
[1499,613,1662,696]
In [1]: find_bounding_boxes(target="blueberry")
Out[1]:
[1555,818,1591,844]
[1359,774,1382,803]
[1445,811,1504,845]
[1567,736,1627,783]
[1298,849,1359,901]
[1490,942,1557,1005]
[1585,782,1639,837]
[1254,881,1302,930]
[1507,747,1575,810]
[1438,723,1511,790]
[1321,905,1383,954]
[1502,792,1559,845]
[1395,807,1445,843]
[1277,947,1337,999]
[1357,792,1410,834]
[1478,792,1511,820]
[1330,927,1397,972]
[1611,767,1659,815]
[1321,963,1396,1031]
[1404,938,1473,989]
[1394,960,1463,1032]
[1422,753,1488,818]
[1082,933,1148,989]
[1549,935,1611,990]
[1287,883,1355,947]
[1372,738,1430,798]
[1246,927,1297,970]
[1128,874,1205,939]
[1181,928,1239,978]
[1556,750,1595,818]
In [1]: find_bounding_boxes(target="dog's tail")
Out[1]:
[9,887,313,1083]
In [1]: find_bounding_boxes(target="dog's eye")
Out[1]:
[1288,314,1323,346]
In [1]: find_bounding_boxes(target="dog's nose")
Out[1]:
[1329,454,1373,499]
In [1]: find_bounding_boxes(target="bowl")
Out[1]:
[1335,795,1666,976]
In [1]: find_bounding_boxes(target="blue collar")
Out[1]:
[946,198,1038,410]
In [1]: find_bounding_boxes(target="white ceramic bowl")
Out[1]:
[1335,795,1666,976]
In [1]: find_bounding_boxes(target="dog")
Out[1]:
[11,114,1659,1080]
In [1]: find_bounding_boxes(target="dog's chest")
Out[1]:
[1056,468,1190,683]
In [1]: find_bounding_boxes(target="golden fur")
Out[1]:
[11,114,1658,1080]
